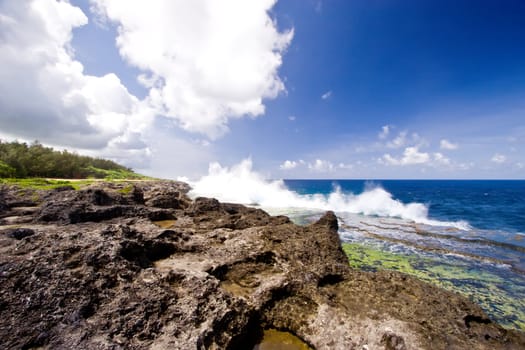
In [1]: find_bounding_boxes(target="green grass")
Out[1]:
[0,174,152,190]
[0,178,93,190]
[84,166,151,180]
[117,184,135,195]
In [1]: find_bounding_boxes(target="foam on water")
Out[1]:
[188,159,470,230]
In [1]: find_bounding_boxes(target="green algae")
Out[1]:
[342,242,525,331]
[342,243,416,274]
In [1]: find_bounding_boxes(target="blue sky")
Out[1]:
[0,0,524,179]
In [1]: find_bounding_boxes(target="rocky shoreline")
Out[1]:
[1,180,524,349]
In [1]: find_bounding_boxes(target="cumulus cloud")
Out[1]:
[321,90,332,100]
[91,0,293,139]
[338,162,353,170]
[378,125,390,139]
[440,139,458,150]
[382,146,430,166]
[280,159,352,173]
[308,159,335,172]
[433,152,451,166]
[387,131,407,149]
[280,160,299,170]
[0,0,150,150]
[491,153,506,163]
[384,130,428,150]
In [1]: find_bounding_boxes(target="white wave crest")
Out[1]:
[188,159,470,230]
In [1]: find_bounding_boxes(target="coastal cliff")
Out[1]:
[1,181,524,349]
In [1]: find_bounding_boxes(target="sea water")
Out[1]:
[189,160,525,330]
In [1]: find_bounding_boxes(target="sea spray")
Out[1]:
[188,159,469,229]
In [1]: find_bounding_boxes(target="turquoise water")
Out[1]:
[281,180,525,331]
[190,173,525,330]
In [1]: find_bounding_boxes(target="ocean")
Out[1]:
[189,165,525,330]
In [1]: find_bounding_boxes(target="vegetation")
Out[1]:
[0,140,147,179]
[0,178,97,190]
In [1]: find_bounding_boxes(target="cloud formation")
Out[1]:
[280,160,299,170]
[440,139,458,150]
[382,146,430,166]
[0,0,148,150]
[433,152,451,166]
[280,158,340,173]
[321,90,332,100]
[308,159,335,172]
[378,125,390,139]
[92,0,293,139]
[386,131,408,149]
[491,153,506,163]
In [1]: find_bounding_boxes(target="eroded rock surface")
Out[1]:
[0,181,524,349]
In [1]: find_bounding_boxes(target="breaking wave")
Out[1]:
[188,159,470,230]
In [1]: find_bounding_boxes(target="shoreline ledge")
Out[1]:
[1,180,524,349]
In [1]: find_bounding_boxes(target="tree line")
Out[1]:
[0,140,137,179]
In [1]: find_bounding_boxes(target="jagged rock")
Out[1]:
[0,199,7,215]
[0,180,524,349]
[4,227,36,240]
[142,181,191,209]
[34,186,176,224]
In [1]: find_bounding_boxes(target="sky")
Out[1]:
[0,0,524,179]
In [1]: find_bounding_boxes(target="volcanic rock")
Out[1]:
[0,180,523,349]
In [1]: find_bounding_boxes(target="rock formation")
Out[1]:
[0,181,524,349]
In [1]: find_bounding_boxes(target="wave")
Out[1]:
[188,159,470,230]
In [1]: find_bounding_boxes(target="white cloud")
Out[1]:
[280,160,298,170]
[308,159,334,172]
[91,0,293,139]
[440,139,458,150]
[321,90,332,100]
[0,0,153,152]
[387,131,407,149]
[288,115,296,121]
[382,146,430,166]
[433,152,451,166]
[491,153,506,163]
[458,162,475,171]
[378,125,390,139]
[338,162,353,170]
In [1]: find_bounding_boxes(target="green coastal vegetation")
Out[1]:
[0,140,147,185]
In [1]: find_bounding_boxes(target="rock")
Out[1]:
[34,185,176,224]
[142,181,191,209]
[4,227,36,240]
[188,197,221,214]
[0,180,523,349]
[0,190,8,215]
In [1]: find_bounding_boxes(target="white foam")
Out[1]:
[188,159,470,230]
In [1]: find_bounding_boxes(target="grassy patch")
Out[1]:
[0,177,153,190]
[84,166,151,180]
[0,178,95,190]
[117,184,135,195]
